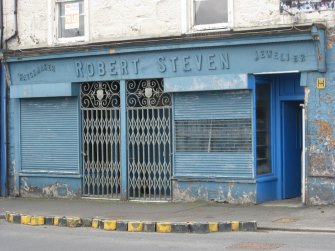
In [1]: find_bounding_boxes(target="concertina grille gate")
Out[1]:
[81,81,121,197]
[80,79,172,200]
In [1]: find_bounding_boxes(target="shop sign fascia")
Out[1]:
[7,28,325,95]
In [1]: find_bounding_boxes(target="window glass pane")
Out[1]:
[58,1,84,38]
[175,119,252,152]
[256,84,272,175]
[194,0,228,25]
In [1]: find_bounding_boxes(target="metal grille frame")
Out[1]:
[126,79,173,201]
[81,81,121,198]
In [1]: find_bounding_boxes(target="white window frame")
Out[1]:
[182,0,233,34]
[48,0,89,45]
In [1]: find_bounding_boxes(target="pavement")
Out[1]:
[1,197,335,233]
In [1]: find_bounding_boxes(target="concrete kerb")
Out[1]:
[1,211,257,233]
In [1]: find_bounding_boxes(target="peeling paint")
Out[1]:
[310,120,335,151]
[308,120,335,176]
[307,177,335,205]
[308,153,335,177]
[19,177,81,198]
[327,28,335,49]
[317,120,333,138]
[20,177,42,196]
[172,180,256,204]
[304,87,310,119]
[42,182,77,197]
[8,160,19,196]
[320,91,335,104]
[305,32,335,205]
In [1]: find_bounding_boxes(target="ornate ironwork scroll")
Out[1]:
[126,79,172,200]
[81,81,121,197]
[81,81,120,109]
[127,79,171,108]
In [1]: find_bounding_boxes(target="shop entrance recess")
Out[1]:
[255,74,304,203]
[80,79,172,200]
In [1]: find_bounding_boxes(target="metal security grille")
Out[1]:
[175,119,252,152]
[127,79,172,200]
[81,81,121,197]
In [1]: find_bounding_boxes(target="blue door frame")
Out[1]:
[256,73,304,203]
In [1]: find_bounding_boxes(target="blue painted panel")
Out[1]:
[20,97,79,173]
[8,39,317,85]
[165,74,248,92]
[120,80,128,200]
[10,82,77,98]
[300,72,308,87]
[256,178,277,203]
[174,153,253,178]
[174,90,252,120]
[278,74,304,97]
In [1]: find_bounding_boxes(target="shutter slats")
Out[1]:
[174,90,252,120]
[20,97,79,172]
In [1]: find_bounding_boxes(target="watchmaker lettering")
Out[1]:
[18,64,56,81]
[255,50,306,63]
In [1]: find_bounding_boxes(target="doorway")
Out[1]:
[80,79,172,200]
[256,74,304,203]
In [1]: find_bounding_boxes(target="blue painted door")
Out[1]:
[281,101,302,199]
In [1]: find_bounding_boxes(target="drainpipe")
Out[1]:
[0,64,6,196]
[1,0,18,196]
[0,0,3,49]
[0,0,5,196]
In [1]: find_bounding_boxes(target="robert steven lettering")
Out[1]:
[74,53,230,78]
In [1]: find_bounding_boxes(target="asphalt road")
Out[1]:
[1,221,335,251]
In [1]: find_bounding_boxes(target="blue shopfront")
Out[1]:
[5,25,327,203]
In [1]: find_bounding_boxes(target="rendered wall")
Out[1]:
[3,0,335,50]
[306,28,335,205]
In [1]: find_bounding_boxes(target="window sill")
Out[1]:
[185,27,232,35]
[54,36,87,45]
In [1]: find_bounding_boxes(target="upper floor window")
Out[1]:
[190,0,233,31]
[58,0,84,38]
[51,0,88,44]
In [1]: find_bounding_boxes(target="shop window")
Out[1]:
[256,84,272,175]
[186,0,233,32]
[174,90,253,178]
[53,0,88,43]
[175,119,252,153]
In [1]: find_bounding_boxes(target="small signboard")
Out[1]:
[64,2,80,30]
[316,78,326,89]
[280,0,335,13]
